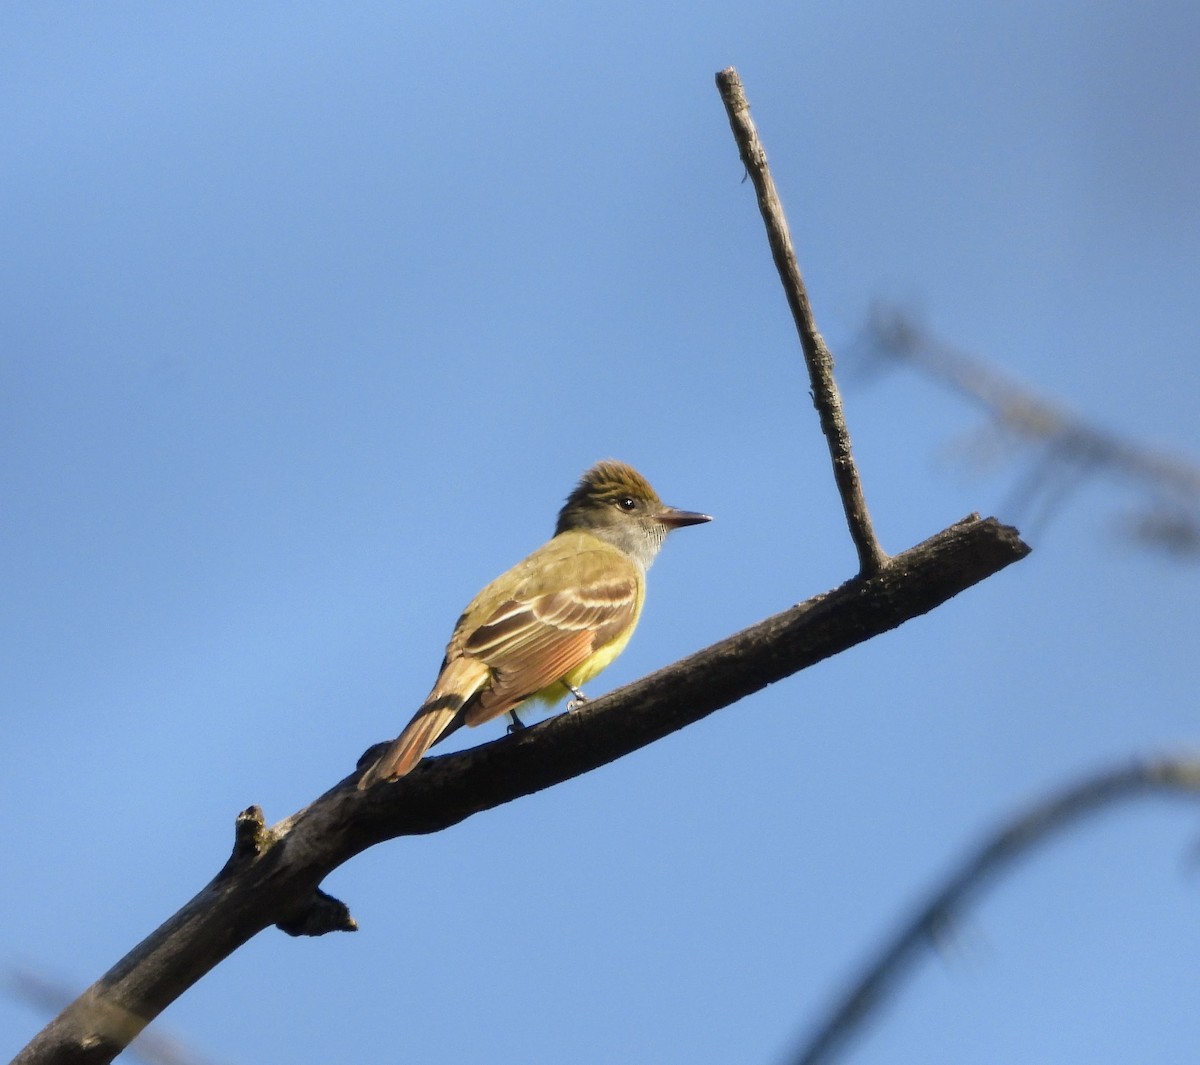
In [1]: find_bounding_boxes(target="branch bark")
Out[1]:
[14,516,1028,1065]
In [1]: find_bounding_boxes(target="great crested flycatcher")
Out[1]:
[358,460,710,786]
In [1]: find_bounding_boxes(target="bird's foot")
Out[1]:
[506,710,527,735]
[566,686,589,712]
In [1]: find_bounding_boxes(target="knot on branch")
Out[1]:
[215,805,273,881]
[276,888,358,937]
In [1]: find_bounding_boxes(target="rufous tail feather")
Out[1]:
[358,658,491,787]
[358,702,460,786]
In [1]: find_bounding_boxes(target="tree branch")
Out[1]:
[13,515,1028,1065]
[790,755,1200,1065]
[715,67,888,576]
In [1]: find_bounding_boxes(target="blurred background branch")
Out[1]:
[860,304,1200,559]
[790,755,1200,1065]
[5,968,226,1065]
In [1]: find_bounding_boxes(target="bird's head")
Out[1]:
[555,460,711,568]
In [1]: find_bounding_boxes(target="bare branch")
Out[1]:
[715,67,888,576]
[791,755,1200,1065]
[13,515,1028,1065]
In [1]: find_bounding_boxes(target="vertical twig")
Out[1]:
[715,67,888,576]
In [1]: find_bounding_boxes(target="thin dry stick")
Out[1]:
[715,67,887,576]
[791,756,1200,1065]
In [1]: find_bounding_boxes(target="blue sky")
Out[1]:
[3,3,1199,1063]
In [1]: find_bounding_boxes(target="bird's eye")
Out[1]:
[616,496,638,511]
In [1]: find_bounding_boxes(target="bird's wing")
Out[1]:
[462,554,640,726]
[358,538,640,786]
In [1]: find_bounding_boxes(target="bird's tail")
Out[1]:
[358,658,490,788]
[358,701,459,786]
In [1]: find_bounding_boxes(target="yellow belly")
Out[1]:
[529,608,642,706]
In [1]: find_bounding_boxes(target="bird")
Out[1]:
[358,460,711,786]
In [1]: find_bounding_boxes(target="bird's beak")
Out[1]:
[657,506,713,529]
